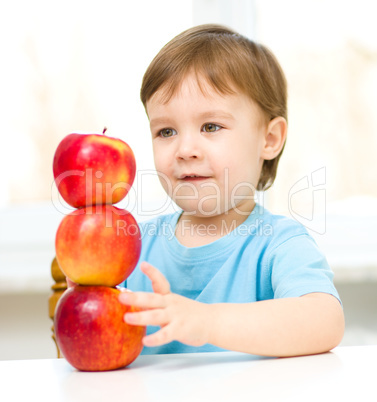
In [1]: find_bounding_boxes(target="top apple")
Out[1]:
[53,130,136,208]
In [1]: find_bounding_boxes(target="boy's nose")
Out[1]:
[175,135,202,160]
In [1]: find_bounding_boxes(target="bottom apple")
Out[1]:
[54,286,145,371]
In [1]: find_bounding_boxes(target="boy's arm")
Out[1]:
[120,262,344,357]
[208,292,344,356]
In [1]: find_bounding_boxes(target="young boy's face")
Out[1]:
[146,73,268,218]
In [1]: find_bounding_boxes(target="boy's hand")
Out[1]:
[118,262,212,348]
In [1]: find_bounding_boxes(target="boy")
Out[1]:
[119,24,344,357]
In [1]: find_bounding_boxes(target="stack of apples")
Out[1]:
[52,129,145,372]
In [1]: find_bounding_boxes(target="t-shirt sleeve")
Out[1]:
[267,233,341,303]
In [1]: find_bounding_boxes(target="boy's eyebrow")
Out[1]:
[150,111,235,127]
[149,117,171,128]
[197,110,236,121]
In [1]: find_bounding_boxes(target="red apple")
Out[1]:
[55,204,141,287]
[54,286,145,371]
[53,129,136,208]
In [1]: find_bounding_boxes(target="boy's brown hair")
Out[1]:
[140,24,287,191]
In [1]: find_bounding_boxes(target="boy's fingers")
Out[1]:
[119,290,166,309]
[142,326,172,347]
[124,309,168,327]
[140,261,171,295]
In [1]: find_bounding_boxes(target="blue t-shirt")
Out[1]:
[125,204,340,354]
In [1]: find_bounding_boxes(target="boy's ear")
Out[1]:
[261,117,287,160]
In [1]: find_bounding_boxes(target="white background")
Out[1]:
[0,1,377,359]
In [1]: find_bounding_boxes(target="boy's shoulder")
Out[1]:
[261,206,308,234]
[256,205,311,248]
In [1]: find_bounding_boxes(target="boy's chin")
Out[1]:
[176,201,227,218]
[176,199,256,219]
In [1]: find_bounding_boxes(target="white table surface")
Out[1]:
[0,345,376,402]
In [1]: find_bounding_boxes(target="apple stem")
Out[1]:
[102,127,107,135]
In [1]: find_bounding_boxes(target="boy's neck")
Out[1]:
[175,200,256,248]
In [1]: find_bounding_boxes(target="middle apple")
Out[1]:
[55,205,141,287]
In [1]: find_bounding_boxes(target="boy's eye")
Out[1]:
[202,123,221,133]
[159,128,177,138]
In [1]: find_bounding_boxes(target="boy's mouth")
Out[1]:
[178,174,211,181]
